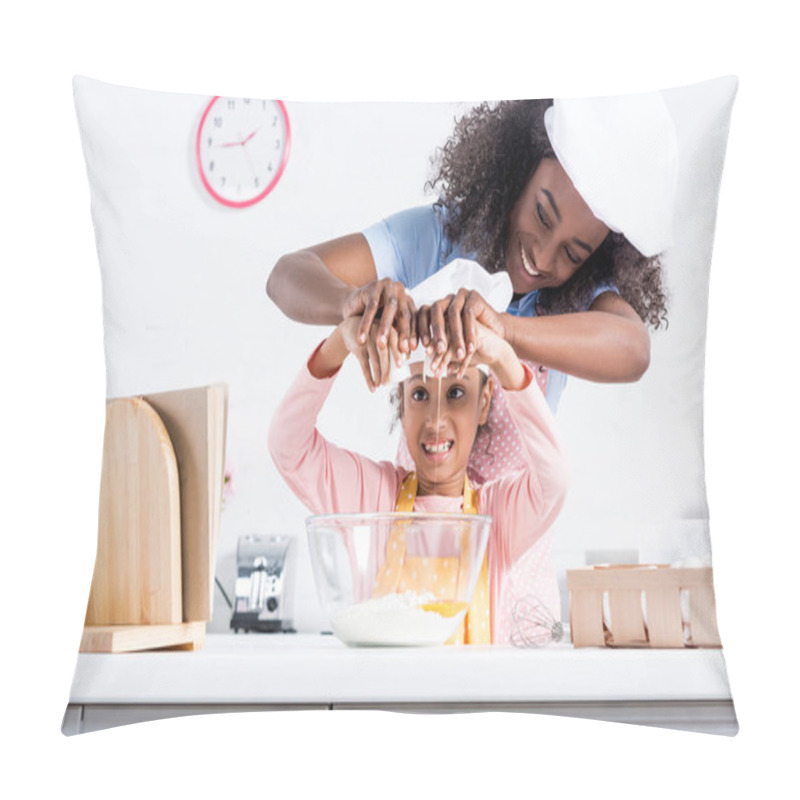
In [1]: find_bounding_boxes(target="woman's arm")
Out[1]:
[423,289,650,383]
[266,234,376,324]
[267,234,418,354]
[504,292,651,383]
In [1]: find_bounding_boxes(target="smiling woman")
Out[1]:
[266,95,678,484]
[423,99,672,335]
[505,157,610,295]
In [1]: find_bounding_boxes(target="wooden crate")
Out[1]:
[565,565,722,648]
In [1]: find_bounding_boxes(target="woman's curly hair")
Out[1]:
[427,100,668,328]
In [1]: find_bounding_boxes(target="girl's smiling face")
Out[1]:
[400,364,493,497]
[505,157,610,295]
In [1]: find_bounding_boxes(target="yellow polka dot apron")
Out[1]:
[372,472,491,645]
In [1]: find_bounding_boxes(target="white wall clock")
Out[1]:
[196,97,291,208]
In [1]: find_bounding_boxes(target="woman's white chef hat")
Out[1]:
[388,259,513,386]
[544,91,680,257]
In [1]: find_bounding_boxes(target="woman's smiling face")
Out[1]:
[505,157,610,295]
[400,365,492,497]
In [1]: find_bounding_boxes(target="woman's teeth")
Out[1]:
[422,441,453,454]
[521,245,541,277]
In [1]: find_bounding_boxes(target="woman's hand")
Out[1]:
[417,289,508,378]
[340,278,417,360]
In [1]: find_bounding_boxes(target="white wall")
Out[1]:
[74,77,732,632]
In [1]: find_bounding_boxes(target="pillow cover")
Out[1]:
[65,75,738,736]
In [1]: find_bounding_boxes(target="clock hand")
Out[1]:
[219,130,258,148]
[241,129,258,145]
[242,140,257,177]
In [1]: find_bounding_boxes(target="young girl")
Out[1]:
[268,314,569,645]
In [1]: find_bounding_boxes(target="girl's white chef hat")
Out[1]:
[389,259,513,385]
[544,91,680,257]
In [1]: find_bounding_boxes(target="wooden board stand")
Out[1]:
[80,622,206,654]
[566,565,722,649]
[81,384,227,654]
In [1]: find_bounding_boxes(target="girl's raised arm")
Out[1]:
[467,323,570,565]
[482,371,571,567]
[268,348,399,518]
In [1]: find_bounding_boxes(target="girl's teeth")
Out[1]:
[424,441,452,454]
[521,245,540,277]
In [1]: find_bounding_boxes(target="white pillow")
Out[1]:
[68,75,738,735]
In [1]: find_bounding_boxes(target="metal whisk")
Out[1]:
[510,595,563,647]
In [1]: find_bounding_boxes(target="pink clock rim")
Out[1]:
[195,96,291,209]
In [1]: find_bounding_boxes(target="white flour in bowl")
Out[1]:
[330,591,466,646]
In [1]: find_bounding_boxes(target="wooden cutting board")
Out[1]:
[144,384,228,622]
[85,397,183,626]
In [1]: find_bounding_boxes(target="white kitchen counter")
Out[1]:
[64,632,737,735]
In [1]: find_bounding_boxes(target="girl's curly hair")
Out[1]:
[427,100,668,328]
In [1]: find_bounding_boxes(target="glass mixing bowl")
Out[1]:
[306,512,492,646]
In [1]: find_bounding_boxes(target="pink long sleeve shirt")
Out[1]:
[268,354,570,642]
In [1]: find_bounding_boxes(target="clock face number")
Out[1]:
[196,97,291,208]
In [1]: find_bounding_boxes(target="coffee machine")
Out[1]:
[230,535,296,633]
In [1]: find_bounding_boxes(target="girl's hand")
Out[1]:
[462,321,525,391]
[417,289,508,378]
[340,278,417,359]
[468,321,527,391]
[338,315,399,392]
[469,322,510,368]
